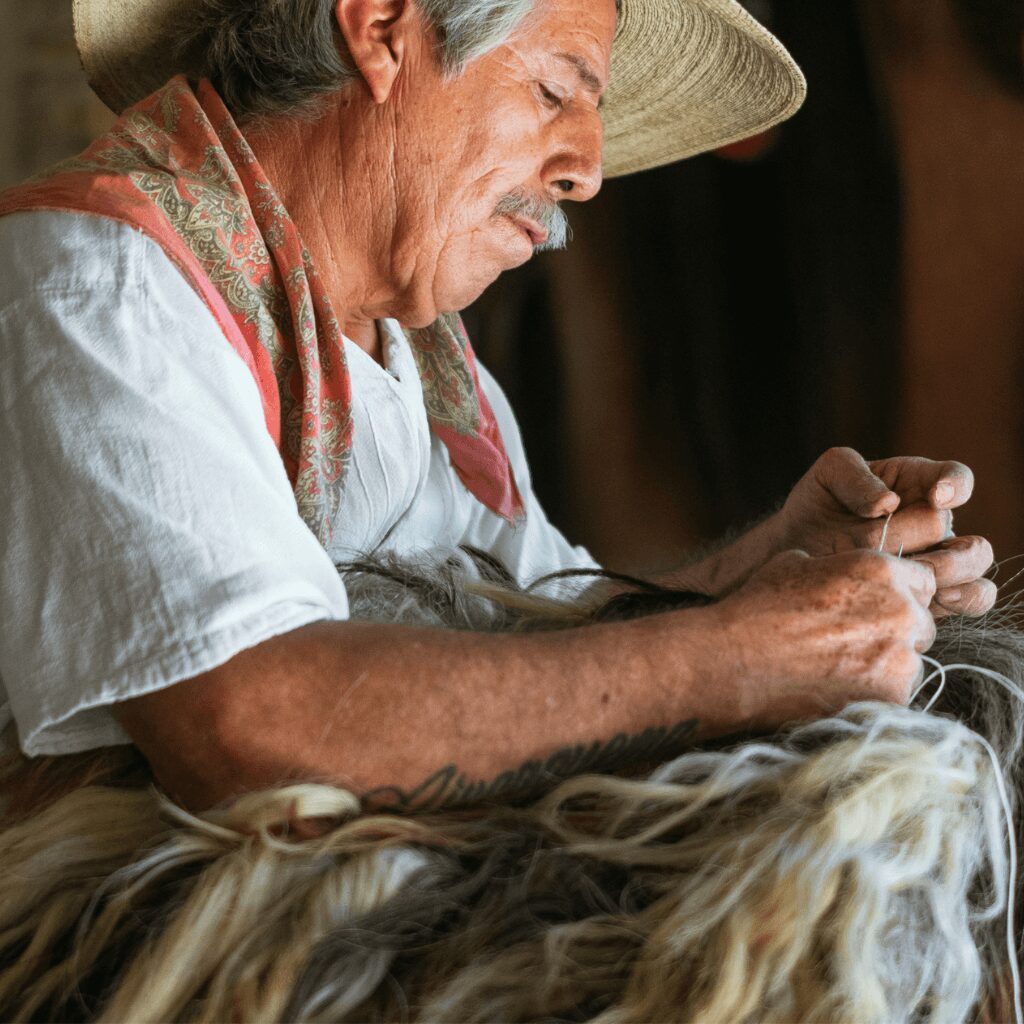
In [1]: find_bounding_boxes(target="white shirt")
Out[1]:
[0,212,596,757]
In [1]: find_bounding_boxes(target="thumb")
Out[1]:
[818,448,900,518]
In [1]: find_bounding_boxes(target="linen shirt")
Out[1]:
[0,211,596,757]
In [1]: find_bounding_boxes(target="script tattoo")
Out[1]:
[360,719,700,813]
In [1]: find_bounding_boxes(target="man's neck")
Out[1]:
[246,100,398,363]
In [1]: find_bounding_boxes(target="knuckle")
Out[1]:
[889,595,932,644]
[892,602,917,636]
[924,507,953,537]
[918,564,938,597]
[851,549,889,580]
[880,558,904,589]
[953,533,981,554]
[823,446,854,468]
[921,614,938,651]
[945,535,992,574]
[890,649,920,696]
[960,539,991,575]
[866,650,916,706]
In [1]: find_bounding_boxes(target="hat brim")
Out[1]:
[602,0,806,177]
[73,0,806,178]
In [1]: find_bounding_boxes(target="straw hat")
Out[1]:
[72,0,807,178]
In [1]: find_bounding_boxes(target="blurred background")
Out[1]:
[2,0,1022,574]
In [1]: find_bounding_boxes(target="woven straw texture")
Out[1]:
[72,0,806,177]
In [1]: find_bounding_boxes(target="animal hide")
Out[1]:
[0,551,1021,1023]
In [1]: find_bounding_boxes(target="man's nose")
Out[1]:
[543,111,604,203]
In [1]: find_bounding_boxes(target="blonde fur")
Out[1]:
[0,555,1021,1023]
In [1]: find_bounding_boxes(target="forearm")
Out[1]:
[116,609,736,812]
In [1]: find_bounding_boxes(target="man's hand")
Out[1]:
[115,499,951,813]
[116,547,939,813]
[676,448,996,615]
[770,448,995,618]
[712,548,938,728]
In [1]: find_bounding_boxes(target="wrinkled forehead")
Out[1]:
[514,0,619,72]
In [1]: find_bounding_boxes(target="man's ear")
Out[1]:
[335,0,416,104]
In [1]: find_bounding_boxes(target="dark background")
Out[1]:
[465,0,1024,572]
[4,0,1023,573]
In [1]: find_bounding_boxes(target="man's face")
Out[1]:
[384,0,617,325]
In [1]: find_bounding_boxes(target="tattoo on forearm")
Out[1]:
[360,718,700,813]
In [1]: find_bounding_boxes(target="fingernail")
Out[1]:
[939,588,962,605]
[934,483,954,506]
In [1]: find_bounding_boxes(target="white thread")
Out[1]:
[916,654,947,712]
[915,654,1023,1023]
[878,511,894,553]
[983,729,1022,1024]
[875,511,904,558]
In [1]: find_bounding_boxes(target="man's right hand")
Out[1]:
[707,548,937,729]
[115,547,940,813]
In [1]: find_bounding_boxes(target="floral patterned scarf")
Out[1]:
[0,76,524,543]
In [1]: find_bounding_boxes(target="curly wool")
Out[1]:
[0,554,1020,1023]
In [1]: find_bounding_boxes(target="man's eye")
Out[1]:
[538,83,565,109]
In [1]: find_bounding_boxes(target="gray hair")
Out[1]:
[182,0,539,120]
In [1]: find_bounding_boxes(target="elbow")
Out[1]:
[114,669,289,813]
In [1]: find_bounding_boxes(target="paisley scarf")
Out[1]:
[0,76,524,542]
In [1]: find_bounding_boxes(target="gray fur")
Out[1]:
[2,552,1022,1022]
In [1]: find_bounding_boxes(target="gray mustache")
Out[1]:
[494,191,570,253]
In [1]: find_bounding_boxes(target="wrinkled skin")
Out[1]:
[250,2,995,633]
[249,0,613,354]
[250,0,996,712]
[773,449,995,618]
[715,549,939,726]
[116,0,999,812]
[680,448,996,709]
[659,448,995,712]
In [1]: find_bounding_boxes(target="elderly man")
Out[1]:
[0,0,996,812]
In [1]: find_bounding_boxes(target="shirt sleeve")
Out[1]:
[459,360,602,586]
[0,212,349,757]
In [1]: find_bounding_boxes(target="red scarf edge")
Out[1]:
[0,179,282,448]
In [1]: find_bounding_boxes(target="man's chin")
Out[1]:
[403,262,509,329]
[433,275,507,323]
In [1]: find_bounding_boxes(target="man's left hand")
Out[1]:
[770,447,996,618]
